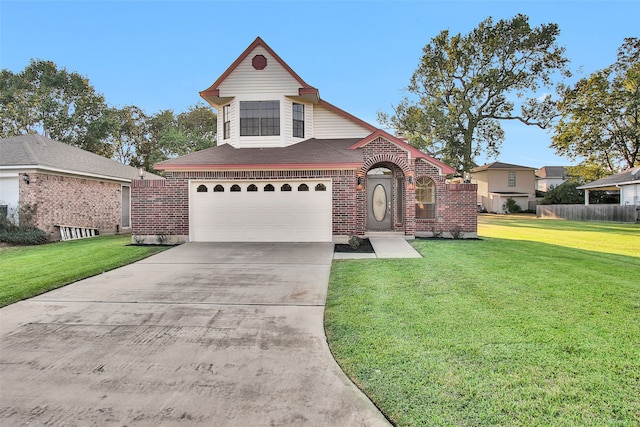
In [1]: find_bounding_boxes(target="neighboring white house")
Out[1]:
[577,166,640,206]
[471,162,536,213]
[535,166,569,192]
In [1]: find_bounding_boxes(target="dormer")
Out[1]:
[200,37,373,149]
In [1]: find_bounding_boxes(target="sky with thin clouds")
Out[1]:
[1,0,638,168]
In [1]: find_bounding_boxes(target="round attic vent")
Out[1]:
[252,54,267,70]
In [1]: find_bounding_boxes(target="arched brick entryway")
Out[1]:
[359,155,413,233]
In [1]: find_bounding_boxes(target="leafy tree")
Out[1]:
[2,60,217,169]
[103,105,149,166]
[378,14,570,173]
[564,162,611,183]
[540,181,584,205]
[552,38,640,173]
[0,60,111,156]
[167,104,217,155]
[141,105,217,172]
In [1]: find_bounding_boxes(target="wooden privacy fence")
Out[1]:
[537,204,640,223]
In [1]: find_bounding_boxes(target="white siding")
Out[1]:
[313,104,371,139]
[621,183,640,205]
[211,45,370,148]
[0,175,19,207]
[218,46,302,97]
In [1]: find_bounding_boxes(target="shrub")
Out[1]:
[450,226,465,239]
[0,203,48,245]
[540,181,584,205]
[503,198,522,214]
[348,233,362,249]
[0,227,48,245]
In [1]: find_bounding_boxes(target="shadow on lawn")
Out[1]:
[478,213,640,235]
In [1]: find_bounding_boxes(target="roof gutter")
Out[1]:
[1,164,134,183]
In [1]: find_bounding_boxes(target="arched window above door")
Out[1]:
[367,167,392,175]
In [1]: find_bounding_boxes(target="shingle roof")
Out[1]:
[472,161,535,172]
[577,166,640,190]
[156,138,364,170]
[0,135,162,181]
[535,166,568,179]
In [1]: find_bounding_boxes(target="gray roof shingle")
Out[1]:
[156,138,364,169]
[577,166,640,190]
[535,166,568,179]
[472,161,535,172]
[0,135,162,181]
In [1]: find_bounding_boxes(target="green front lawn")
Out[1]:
[0,235,168,307]
[326,215,640,426]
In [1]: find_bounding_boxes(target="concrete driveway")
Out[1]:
[0,243,390,426]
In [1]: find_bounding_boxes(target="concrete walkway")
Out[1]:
[334,236,422,259]
[0,243,390,426]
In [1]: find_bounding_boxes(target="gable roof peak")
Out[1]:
[200,36,319,107]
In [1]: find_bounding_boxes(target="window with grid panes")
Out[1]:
[240,101,280,136]
[415,177,436,219]
[293,103,304,138]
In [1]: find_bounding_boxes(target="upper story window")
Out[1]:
[293,103,304,138]
[240,101,280,136]
[223,105,231,139]
[508,171,516,187]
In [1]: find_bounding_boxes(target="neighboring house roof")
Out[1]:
[0,134,162,181]
[472,162,535,172]
[535,166,568,179]
[577,166,640,190]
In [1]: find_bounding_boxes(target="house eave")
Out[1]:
[577,180,640,190]
[489,192,532,197]
[0,164,134,183]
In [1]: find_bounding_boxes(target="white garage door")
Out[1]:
[190,179,332,242]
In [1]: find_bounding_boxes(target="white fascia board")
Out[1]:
[0,165,132,183]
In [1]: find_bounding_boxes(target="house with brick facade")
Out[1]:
[132,37,477,244]
[0,134,162,241]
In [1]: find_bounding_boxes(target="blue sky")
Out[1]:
[1,0,638,168]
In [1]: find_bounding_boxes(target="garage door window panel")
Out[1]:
[196,184,208,193]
